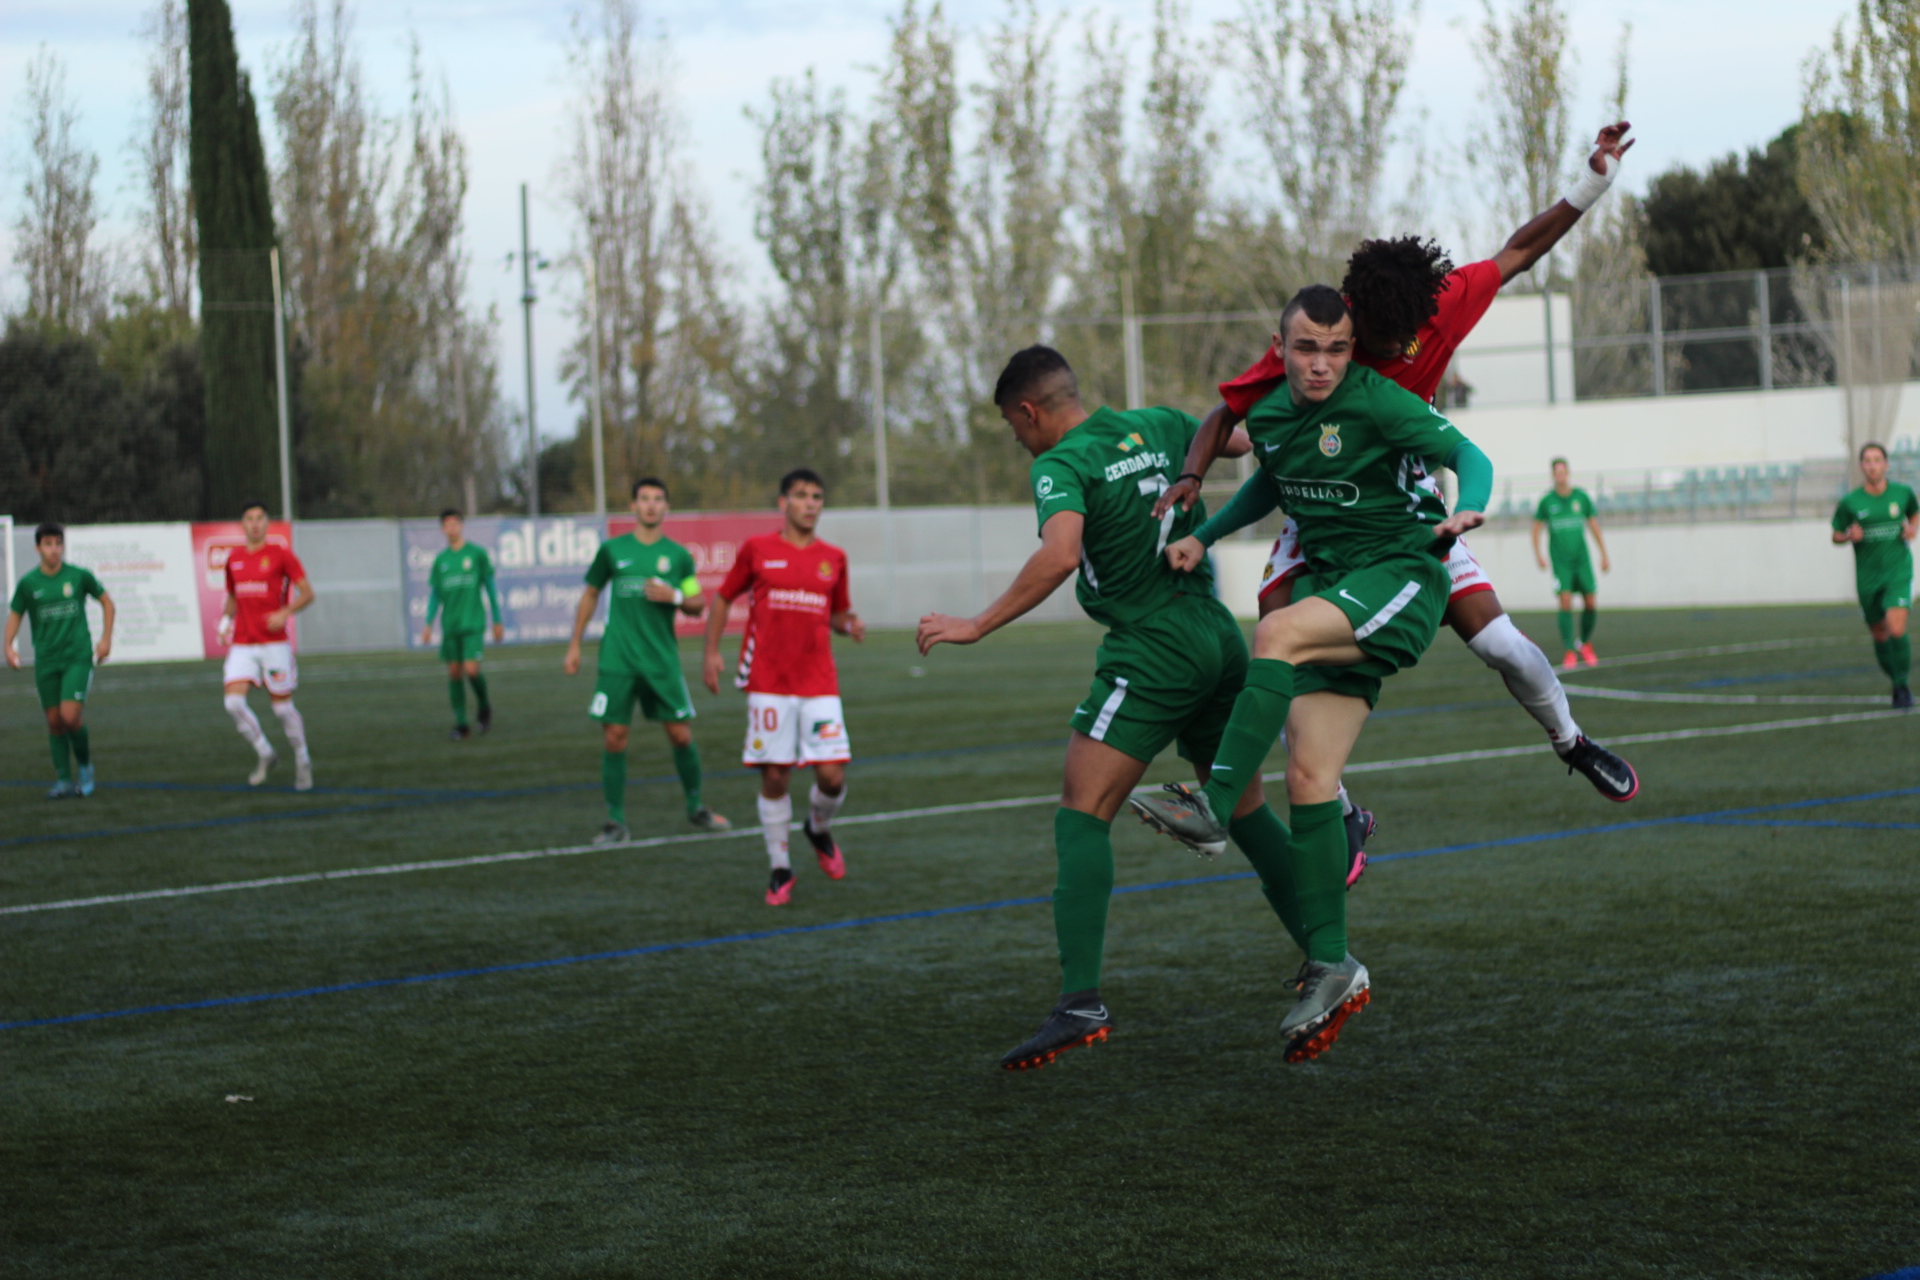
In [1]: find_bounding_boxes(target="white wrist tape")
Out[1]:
[671,588,685,605]
[1561,153,1620,212]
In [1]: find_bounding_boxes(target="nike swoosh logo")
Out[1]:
[1593,763,1630,789]
[1260,442,1280,453]
[1067,1006,1110,1022]
[1338,589,1366,607]
[615,560,632,568]
[1211,765,1230,771]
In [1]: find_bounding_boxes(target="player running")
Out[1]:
[1831,442,1918,709]
[919,345,1309,1072]
[1156,122,1641,819]
[6,522,115,798]
[219,503,316,790]
[1132,286,1496,1062]
[1533,458,1611,667]
[702,468,863,906]
[565,478,732,844]
[422,508,505,739]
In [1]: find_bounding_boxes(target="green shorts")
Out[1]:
[591,667,696,725]
[439,630,485,664]
[35,657,93,711]
[1551,553,1597,597]
[1071,594,1249,766]
[1857,574,1914,625]
[1291,552,1450,708]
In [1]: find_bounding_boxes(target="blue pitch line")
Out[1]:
[1686,665,1875,689]
[7,785,1918,1035]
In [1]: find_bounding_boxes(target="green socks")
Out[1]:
[69,725,91,767]
[449,679,468,726]
[1200,659,1295,817]
[602,751,627,825]
[1580,607,1598,643]
[1053,807,1115,994]
[1229,804,1305,952]
[469,673,491,713]
[1557,609,1577,651]
[48,733,72,782]
[1289,800,1349,963]
[1876,635,1912,687]
[672,741,704,816]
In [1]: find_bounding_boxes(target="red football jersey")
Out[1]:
[718,533,851,697]
[225,543,308,644]
[1219,259,1504,414]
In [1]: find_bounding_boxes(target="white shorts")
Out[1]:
[742,693,851,766]
[1256,518,1495,605]
[224,642,298,696]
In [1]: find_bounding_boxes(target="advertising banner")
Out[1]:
[606,511,784,636]
[401,516,606,648]
[62,523,204,665]
[191,521,296,659]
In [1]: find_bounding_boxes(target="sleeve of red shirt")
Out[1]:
[1218,347,1287,418]
[830,551,851,615]
[223,556,236,598]
[718,542,755,602]
[1429,261,1503,345]
[281,548,308,585]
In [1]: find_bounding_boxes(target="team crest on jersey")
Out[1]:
[62,583,73,597]
[259,556,270,569]
[1318,424,1343,457]
[1893,502,1902,517]
[1036,475,1054,496]
[1404,337,1422,359]
[817,560,836,581]
[462,556,472,569]
[657,555,671,573]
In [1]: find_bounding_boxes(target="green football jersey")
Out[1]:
[9,564,105,664]
[1242,364,1471,573]
[586,532,701,676]
[1833,482,1919,582]
[1534,488,1596,561]
[426,543,499,634]
[1029,405,1214,629]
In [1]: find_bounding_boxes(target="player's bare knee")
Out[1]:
[1886,614,1909,639]
[662,721,692,748]
[603,724,629,752]
[1285,758,1339,806]
[759,764,792,799]
[813,762,845,794]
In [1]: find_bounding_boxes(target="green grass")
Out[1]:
[2,605,1917,1279]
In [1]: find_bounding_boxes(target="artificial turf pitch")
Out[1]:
[2,605,1916,1278]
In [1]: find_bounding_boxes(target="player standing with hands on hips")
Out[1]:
[219,502,317,789]
[703,468,863,906]
[6,522,115,798]
[1832,442,1918,708]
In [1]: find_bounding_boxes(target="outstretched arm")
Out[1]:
[918,512,1082,652]
[1491,122,1635,285]
[1155,403,1244,517]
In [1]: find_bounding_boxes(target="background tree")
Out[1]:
[13,49,108,334]
[1470,0,1572,283]
[135,0,197,319]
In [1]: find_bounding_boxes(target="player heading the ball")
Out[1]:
[219,502,316,790]
[422,508,504,739]
[1832,442,1918,709]
[702,468,863,906]
[6,522,115,798]
[565,478,732,845]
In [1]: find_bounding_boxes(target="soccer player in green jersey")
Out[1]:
[1131,285,1494,1061]
[919,345,1300,1072]
[1532,458,1611,667]
[1832,442,1919,709]
[5,522,115,798]
[565,478,731,843]
[421,509,504,739]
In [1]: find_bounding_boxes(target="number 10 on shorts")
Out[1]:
[741,693,853,766]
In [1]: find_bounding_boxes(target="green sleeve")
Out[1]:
[1193,471,1280,548]
[479,549,502,622]
[1832,500,1854,532]
[1534,494,1552,522]
[1030,454,1086,533]
[81,569,106,600]
[1445,442,1495,515]
[8,578,27,616]
[425,573,442,626]
[1372,375,1464,466]
[584,542,613,589]
[1906,488,1919,519]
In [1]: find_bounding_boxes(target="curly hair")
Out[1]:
[1340,236,1454,347]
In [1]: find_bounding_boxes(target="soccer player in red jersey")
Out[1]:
[1157,123,1642,839]
[219,502,317,790]
[702,468,865,905]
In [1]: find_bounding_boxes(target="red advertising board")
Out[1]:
[606,512,783,635]
[190,521,295,658]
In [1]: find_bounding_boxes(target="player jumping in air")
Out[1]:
[1532,458,1611,668]
[1132,286,1496,1062]
[6,522,115,798]
[918,345,1304,1072]
[566,478,732,844]
[220,503,316,790]
[1156,123,1642,839]
[1832,442,1918,709]
[702,468,863,906]
[422,508,504,739]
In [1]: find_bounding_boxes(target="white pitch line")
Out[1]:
[1564,683,1887,707]
[4,707,1911,919]
[1556,636,1850,670]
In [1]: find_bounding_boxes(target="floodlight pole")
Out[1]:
[520,183,540,518]
[270,247,294,520]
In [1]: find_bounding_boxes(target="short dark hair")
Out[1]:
[1550,457,1570,470]
[1278,285,1351,343]
[440,507,463,522]
[993,345,1077,410]
[779,468,825,497]
[34,521,64,544]
[1341,236,1454,346]
[633,477,670,499]
[1860,441,1888,462]
[241,500,270,517]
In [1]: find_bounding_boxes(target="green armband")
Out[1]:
[1193,471,1281,547]
[1446,441,1494,514]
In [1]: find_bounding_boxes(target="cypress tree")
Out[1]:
[188,0,279,518]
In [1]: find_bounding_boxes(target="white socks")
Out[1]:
[225,694,273,759]
[758,794,792,870]
[271,700,310,761]
[1466,614,1582,752]
[808,782,845,833]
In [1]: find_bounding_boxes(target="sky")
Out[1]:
[1,0,1853,445]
